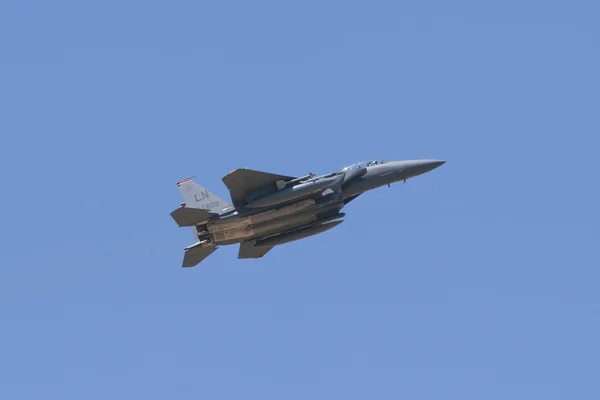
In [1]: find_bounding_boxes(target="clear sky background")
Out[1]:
[1,1,599,399]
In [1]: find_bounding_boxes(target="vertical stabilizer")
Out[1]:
[176,177,234,214]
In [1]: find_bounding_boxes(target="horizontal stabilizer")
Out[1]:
[182,245,217,267]
[222,168,297,206]
[238,241,274,259]
[170,207,217,227]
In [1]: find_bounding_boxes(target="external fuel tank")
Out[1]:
[246,174,345,208]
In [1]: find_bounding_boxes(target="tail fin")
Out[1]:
[176,177,234,214]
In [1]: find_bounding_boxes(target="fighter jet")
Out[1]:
[170,159,445,267]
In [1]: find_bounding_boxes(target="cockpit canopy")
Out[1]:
[342,159,387,171]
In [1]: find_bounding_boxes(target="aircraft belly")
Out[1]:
[208,218,255,242]
[205,199,315,243]
[206,199,343,244]
[251,212,319,238]
[254,220,344,248]
[250,199,316,224]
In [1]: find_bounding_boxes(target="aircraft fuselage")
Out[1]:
[196,160,444,245]
[172,159,445,267]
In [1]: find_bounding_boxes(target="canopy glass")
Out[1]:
[342,160,387,171]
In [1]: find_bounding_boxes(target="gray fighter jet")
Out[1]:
[171,159,445,267]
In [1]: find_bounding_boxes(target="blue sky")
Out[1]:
[1,1,599,398]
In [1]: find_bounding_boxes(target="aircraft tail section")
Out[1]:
[182,244,217,267]
[176,177,234,214]
[170,207,217,227]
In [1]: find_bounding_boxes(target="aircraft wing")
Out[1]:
[222,168,296,206]
[238,241,274,259]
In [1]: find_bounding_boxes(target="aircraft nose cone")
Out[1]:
[427,160,446,170]
[417,159,445,173]
[402,159,445,178]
